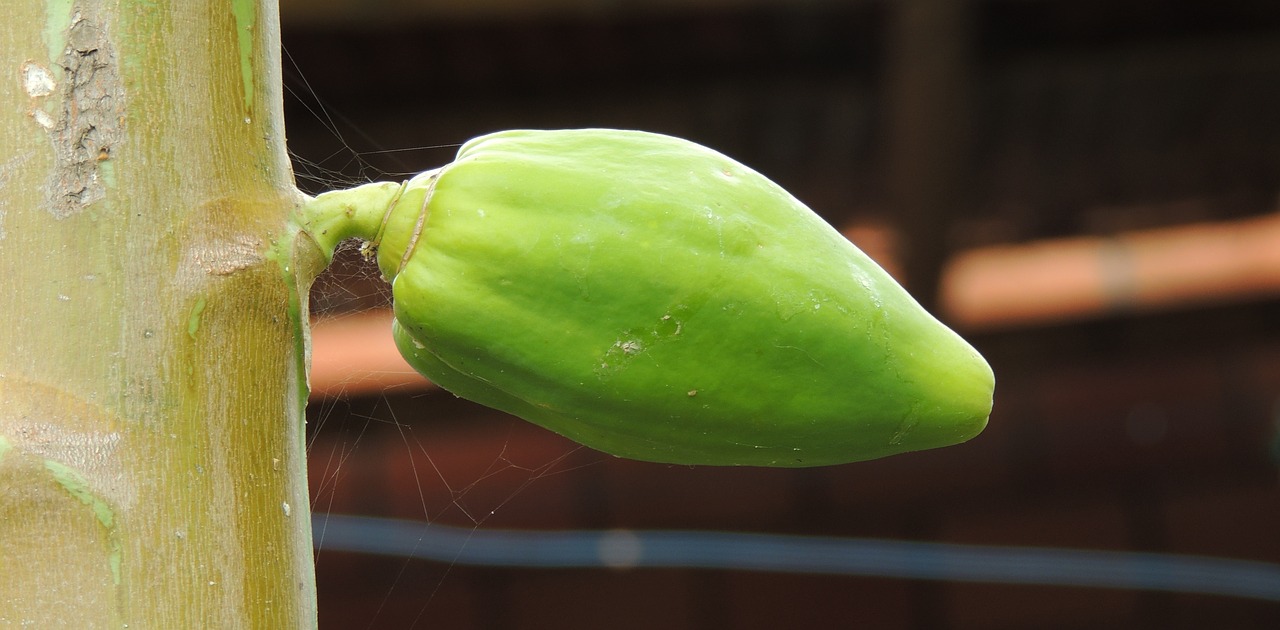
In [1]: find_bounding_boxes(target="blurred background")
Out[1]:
[281,0,1280,627]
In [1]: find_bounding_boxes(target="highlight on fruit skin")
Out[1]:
[298,128,994,467]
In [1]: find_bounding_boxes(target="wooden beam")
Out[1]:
[309,310,432,398]
[940,212,1280,330]
[280,0,858,26]
[883,0,975,309]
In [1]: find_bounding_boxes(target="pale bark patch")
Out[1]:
[37,8,125,219]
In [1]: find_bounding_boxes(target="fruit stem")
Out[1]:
[294,180,406,263]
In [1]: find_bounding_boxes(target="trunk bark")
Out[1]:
[0,1,320,627]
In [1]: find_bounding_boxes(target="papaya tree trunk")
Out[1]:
[0,1,320,627]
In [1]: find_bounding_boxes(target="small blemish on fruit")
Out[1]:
[687,390,697,397]
[656,313,682,336]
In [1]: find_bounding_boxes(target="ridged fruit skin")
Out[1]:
[379,129,994,467]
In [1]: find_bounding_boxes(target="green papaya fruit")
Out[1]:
[304,128,993,467]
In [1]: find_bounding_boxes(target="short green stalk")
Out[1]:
[296,180,405,264]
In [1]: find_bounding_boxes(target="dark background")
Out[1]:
[282,1,1280,627]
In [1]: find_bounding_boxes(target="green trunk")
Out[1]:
[0,1,320,627]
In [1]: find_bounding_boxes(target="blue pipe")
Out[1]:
[312,513,1280,603]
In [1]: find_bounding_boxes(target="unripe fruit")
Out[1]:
[305,129,994,467]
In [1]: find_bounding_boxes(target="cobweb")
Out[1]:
[283,51,604,628]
